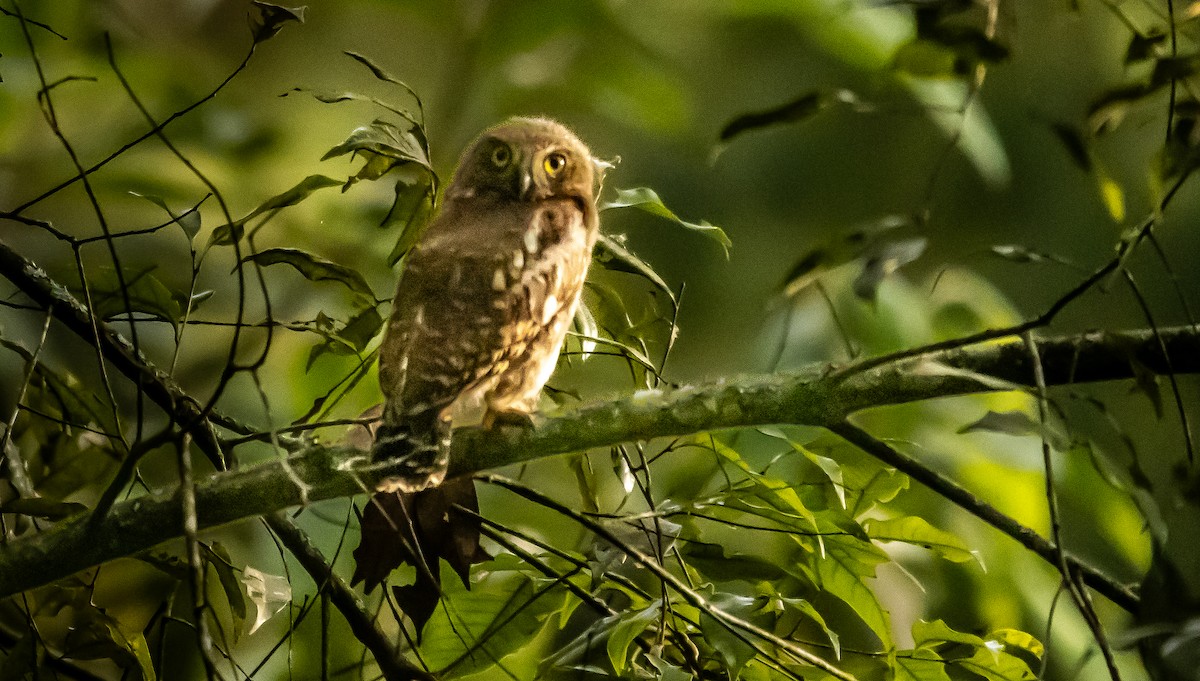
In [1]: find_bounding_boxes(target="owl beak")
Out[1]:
[516,168,534,201]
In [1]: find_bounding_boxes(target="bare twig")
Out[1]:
[264,513,436,681]
[1025,332,1123,680]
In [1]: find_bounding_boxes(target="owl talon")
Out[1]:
[482,410,536,430]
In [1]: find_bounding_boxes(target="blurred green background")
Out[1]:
[2,0,1198,679]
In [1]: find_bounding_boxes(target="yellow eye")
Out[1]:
[543,152,567,176]
[491,144,511,168]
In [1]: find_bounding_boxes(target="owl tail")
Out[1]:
[370,410,451,493]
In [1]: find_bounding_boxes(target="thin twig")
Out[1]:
[481,474,858,681]
[264,513,436,681]
[1024,331,1122,681]
[827,420,1138,613]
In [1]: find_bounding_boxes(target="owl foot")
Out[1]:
[482,409,535,430]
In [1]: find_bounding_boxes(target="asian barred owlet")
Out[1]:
[371,117,599,492]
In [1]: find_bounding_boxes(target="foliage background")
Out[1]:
[1,0,1197,679]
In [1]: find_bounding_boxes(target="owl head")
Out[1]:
[448,117,596,206]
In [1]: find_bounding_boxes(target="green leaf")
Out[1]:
[305,305,384,370]
[912,619,986,649]
[383,170,436,265]
[987,629,1044,659]
[719,90,828,142]
[601,187,731,256]
[755,582,840,659]
[0,631,38,680]
[813,535,891,642]
[865,517,977,564]
[204,542,246,642]
[283,87,420,125]
[241,247,374,300]
[209,175,340,245]
[322,119,433,189]
[957,410,1071,451]
[952,645,1037,680]
[645,653,693,681]
[343,51,427,124]
[893,648,952,681]
[427,568,565,679]
[606,600,661,674]
[82,266,184,327]
[1049,122,1091,171]
[699,591,759,678]
[893,39,960,78]
[129,191,203,240]
[1096,167,1126,222]
[250,1,305,43]
[846,466,909,519]
[63,608,155,680]
[852,237,927,302]
[780,215,911,298]
[594,234,677,307]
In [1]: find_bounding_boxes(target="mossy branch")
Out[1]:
[0,305,1194,599]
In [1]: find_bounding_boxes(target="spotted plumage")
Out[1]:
[372,117,600,493]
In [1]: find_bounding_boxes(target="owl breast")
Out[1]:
[462,198,593,418]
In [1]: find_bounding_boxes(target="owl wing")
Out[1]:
[377,199,585,427]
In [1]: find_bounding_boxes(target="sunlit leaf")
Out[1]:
[847,466,910,519]
[1097,169,1126,223]
[866,517,977,563]
[952,645,1037,680]
[912,619,987,649]
[813,535,891,641]
[893,647,952,681]
[424,568,560,677]
[241,247,375,300]
[601,187,731,256]
[987,629,1044,659]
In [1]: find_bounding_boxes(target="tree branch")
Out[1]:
[263,514,435,681]
[0,320,1194,599]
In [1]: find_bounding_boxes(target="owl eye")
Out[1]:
[543,152,567,176]
[490,144,512,169]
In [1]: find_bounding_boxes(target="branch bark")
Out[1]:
[0,318,1194,599]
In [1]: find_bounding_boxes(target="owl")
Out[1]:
[372,117,600,492]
